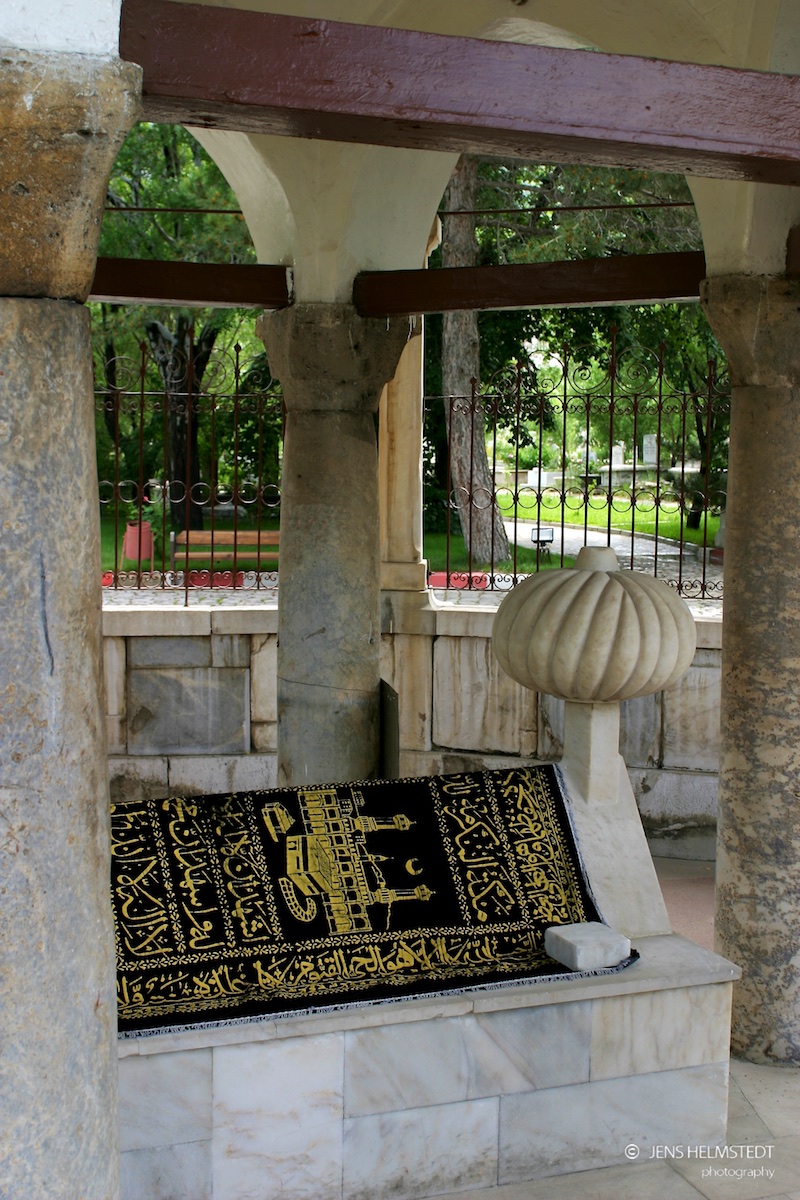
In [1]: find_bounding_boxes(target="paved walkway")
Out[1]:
[429,520,723,617]
[506,517,724,593]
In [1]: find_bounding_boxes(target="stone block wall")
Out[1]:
[103,597,721,856]
[104,607,280,802]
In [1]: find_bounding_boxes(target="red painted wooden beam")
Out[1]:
[354,252,706,316]
[90,257,292,308]
[120,0,800,185]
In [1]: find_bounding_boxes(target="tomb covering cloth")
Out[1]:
[111,766,621,1035]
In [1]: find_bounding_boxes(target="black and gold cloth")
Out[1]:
[111,766,602,1035]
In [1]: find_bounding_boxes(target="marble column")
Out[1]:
[0,50,140,1196]
[258,304,409,785]
[702,275,800,1062]
[379,322,428,592]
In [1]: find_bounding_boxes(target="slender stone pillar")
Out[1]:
[702,275,800,1062]
[0,49,140,1196]
[379,323,428,592]
[258,304,409,785]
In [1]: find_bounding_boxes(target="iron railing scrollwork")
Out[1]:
[427,336,728,602]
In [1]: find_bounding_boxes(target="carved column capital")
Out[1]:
[257,303,410,412]
[0,49,141,300]
[700,274,800,387]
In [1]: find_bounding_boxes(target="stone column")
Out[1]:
[258,304,408,785]
[379,322,428,592]
[702,275,800,1062]
[0,50,140,1196]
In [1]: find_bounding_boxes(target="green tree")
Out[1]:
[427,158,726,539]
[93,123,271,534]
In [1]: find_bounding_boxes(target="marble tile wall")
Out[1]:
[498,1063,728,1183]
[118,962,733,1200]
[213,1036,344,1200]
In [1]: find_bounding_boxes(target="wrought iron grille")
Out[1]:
[97,326,728,604]
[96,333,282,599]
[425,334,729,601]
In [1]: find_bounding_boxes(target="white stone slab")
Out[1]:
[119,1049,212,1152]
[432,634,536,754]
[695,618,722,650]
[127,666,249,755]
[250,632,278,723]
[590,983,733,1079]
[212,1035,344,1200]
[211,633,250,668]
[128,635,212,669]
[344,1003,591,1117]
[619,692,662,768]
[103,608,212,637]
[434,608,496,638]
[109,755,169,801]
[499,1062,729,1182]
[251,720,278,753]
[167,752,277,796]
[545,922,631,971]
[470,1004,591,1093]
[662,661,721,770]
[380,591,437,637]
[632,768,718,825]
[212,607,279,635]
[379,632,433,751]
[120,1141,211,1200]
[343,1097,499,1200]
[106,715,126,756]
[103,636,126,716]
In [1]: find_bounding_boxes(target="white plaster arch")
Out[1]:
[193,129,457,301]
[688,0,800,274]
[189,128,298,268]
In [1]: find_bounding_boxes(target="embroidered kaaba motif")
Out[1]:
[111,767,606,1035]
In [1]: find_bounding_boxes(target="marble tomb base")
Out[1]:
[119,933,737,1200]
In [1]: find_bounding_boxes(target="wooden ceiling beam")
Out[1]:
[120,0,800,185]
[90,257,292,308]
[89,252,704,313]
[354,251,705,316]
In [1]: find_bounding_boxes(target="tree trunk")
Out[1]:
[147,317,218,531]
[441,157,510,566]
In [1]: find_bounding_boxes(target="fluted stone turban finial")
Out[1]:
[492,546,696,702]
